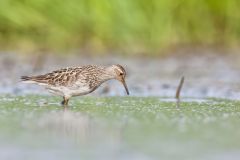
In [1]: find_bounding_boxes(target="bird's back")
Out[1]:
[21,65,105,88]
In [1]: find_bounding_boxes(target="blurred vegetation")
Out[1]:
[0,0,240,55]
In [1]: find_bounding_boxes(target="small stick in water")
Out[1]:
[175,76,185,108]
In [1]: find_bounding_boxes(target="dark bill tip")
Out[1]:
[122,80,129,95]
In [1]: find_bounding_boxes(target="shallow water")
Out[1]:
[1,52,240,159]
[0,95,240,160]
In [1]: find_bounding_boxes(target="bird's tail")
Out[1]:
[21,75,48,85]
[21,76,32,81]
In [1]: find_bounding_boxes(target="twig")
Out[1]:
[175,76,185,108]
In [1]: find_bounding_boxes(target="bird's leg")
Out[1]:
[65,98,69,106]
[61,96,69,106]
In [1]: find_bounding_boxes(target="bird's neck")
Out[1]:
[100,67,116,81]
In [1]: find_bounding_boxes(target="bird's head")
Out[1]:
[111,64,129,95]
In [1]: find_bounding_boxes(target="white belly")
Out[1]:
[47,85,93,97]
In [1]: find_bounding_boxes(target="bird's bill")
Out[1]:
[121,79,129,95]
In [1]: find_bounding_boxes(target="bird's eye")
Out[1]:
[119,72,123,76]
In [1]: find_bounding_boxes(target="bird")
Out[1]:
[21,64,129,106]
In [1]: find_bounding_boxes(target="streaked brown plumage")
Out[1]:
[21,64,129,106]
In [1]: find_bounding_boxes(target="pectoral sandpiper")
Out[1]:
[21,64,129,106]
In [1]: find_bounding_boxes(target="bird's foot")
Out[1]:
[61,98,69,106]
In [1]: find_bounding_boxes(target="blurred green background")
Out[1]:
[0,0,240,55]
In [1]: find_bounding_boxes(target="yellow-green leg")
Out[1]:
[61,96,69,106]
